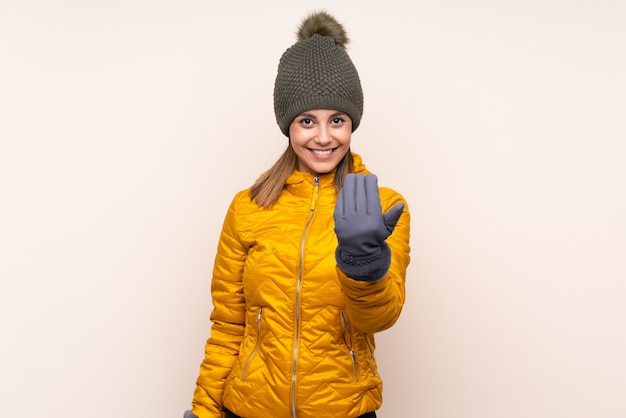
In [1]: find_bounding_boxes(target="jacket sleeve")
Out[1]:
[190,193,248,418]
[337,189,410,334]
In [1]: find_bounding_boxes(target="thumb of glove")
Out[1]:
[382,202,404,235]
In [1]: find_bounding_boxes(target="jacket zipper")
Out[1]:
[341,310,359,382]
[291,175,320,418]
[241,306,263,380]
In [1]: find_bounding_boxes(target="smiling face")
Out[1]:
[288,109,352,176]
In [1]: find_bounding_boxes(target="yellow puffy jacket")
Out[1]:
[190,154,410,418]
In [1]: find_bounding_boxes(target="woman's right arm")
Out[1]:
[189,195,248,418]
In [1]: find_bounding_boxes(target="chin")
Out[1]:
[311,160,338,173]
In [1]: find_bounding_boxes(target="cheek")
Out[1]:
[288,121,304,139]
[290,135,306,148]
[288,129,302,145]
[340,129,352,145]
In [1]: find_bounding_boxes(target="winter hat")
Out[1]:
[273,11,364,137]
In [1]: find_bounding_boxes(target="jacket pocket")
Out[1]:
[241,306,264,380]
[341,310,359,382]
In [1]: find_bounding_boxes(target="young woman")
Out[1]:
[184,11,411,418]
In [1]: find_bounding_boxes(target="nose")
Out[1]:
[316,125,332,146]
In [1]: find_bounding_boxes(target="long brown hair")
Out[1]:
[249,145,354,208]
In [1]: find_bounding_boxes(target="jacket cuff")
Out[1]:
[335,242,391,282]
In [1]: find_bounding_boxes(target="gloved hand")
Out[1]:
[183,411,198,418]
[334,173,404,281]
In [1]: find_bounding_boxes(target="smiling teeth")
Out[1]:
[312,149,333,155]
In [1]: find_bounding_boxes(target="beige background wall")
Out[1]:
[1,0,625,417]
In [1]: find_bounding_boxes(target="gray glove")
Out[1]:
[183,411,198,418]
[334,173,404,281]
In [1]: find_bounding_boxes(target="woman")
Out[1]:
[184,10,410,418]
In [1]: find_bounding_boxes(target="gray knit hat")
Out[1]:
[274,11,364,137]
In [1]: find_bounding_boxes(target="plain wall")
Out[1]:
[1,0,625,417]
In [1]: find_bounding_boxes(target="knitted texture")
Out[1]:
[273,13,363,137]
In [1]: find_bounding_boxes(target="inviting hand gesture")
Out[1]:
[334,173,404,281]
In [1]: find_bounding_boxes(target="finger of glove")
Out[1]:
[364,174,382,215]
[382,202,405,234]
[336,173,356,216]
[334,184,346,219]
[340,173,369,214]
[352,173,368,214]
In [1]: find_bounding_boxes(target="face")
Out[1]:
[289,109,352,176]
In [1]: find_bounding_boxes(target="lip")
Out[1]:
[308,147,337,157]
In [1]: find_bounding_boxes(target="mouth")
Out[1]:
[309,147,336,156]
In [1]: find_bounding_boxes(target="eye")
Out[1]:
[331,117,345,125]
[299,118,314,126]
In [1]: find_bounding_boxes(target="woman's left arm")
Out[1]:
[335,177,411,333]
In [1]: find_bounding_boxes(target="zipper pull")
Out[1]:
[350,349,357,363]
[309,176,320,211]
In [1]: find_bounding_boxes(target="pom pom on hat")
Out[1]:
[296,10,349,48]
[274,10,363,137]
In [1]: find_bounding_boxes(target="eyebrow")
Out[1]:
[298,111,347,119]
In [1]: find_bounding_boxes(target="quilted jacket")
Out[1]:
[189,154,411,418]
